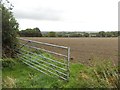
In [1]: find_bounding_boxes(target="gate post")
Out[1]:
[67,47,70,81]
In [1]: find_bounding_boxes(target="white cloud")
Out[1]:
[14,8,62,20]
[9,0,119,31]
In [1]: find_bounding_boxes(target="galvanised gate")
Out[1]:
[16,38,70,81]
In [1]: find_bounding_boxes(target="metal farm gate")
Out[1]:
[16,38,70,81]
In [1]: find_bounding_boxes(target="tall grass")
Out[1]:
[87,57,119,88]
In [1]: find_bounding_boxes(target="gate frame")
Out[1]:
[17,38,70,81]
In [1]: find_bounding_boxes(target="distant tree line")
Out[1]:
[42,31,120,37]
[19,27,42,37]
[18,29,120,37]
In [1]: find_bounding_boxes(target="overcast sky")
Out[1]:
[8,0,119,32]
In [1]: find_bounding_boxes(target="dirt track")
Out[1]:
[22,37,118,65]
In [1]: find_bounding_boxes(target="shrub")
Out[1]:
[1,3,19,58]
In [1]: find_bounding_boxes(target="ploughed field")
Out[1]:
[22,37,118,65]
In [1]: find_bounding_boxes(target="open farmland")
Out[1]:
[22,37,118,65]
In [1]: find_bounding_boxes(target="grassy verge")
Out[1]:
[2,56,119,88]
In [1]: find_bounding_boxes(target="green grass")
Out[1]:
[2,50,119,88]
[2,59,61,88]
[2,58,82,88]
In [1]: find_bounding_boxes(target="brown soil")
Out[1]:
[22,37,118,65]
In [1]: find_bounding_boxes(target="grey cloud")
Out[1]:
[13,7,63,21]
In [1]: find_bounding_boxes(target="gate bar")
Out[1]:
[19,38,68,49]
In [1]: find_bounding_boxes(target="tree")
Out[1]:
[48,31,56,37]
[56,34,62,37]
[1,1,19,58]
[19,27,42,37]
[33,27,42,37]
[84,33,89,37]
[106,32,112,37]
[112,31,118,37]
[98,31,106,37]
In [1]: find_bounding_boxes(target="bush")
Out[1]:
[1,3,19,58]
